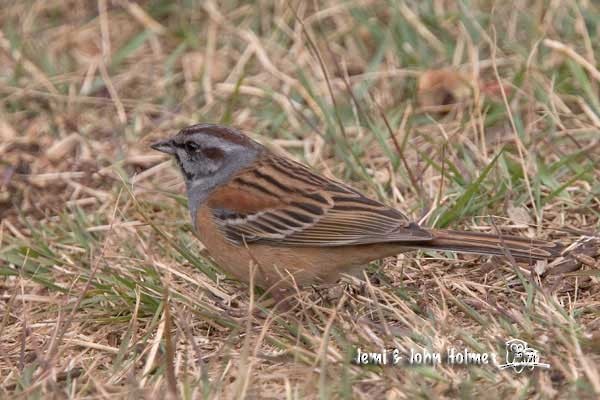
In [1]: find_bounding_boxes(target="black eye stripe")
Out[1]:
[182,141,200,152]
[181,141,223,160]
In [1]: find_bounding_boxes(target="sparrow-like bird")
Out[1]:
[151,124,561,302]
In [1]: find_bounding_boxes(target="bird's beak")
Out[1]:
[150,139,176,154]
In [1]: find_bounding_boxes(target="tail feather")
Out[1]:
[414,229,563,261]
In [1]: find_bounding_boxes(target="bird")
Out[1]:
[151,123,562,305]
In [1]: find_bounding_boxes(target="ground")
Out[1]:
[1,1,599,399]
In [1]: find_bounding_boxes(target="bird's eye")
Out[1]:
[184,141,200,152]
[201,147,224,160]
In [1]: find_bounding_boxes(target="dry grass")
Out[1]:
[1,0,599,398]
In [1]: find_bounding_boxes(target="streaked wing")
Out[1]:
[206,155,432,246]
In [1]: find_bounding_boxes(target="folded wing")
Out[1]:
[206,155,432,246]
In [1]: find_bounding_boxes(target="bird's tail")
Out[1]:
[414,229,563,261]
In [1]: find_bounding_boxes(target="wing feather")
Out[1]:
[207,155,432,246]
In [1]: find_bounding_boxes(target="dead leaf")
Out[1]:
[507,205,533,226]
[0,118,16,141]
[417,68,473,107]
[534,259,548,275]
[46,133,80,162]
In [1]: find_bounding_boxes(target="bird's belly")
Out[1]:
[194,206,409,289]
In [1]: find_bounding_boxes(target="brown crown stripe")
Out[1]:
[179,124,256,147]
